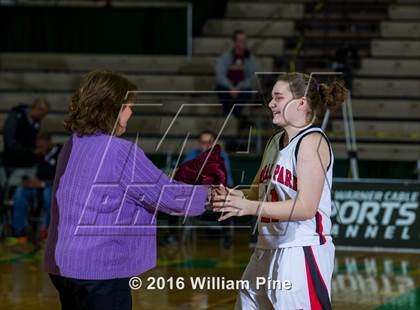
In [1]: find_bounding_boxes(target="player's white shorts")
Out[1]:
[235,242,334,310]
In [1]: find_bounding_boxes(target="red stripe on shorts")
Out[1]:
[304,253,323,310]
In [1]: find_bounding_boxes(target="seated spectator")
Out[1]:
[162,131,234,248]
[2,97,49,176]
[11,133,61,242]
[215,30,256,118]
[184,130,234,187]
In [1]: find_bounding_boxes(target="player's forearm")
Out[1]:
[249,199,317,221]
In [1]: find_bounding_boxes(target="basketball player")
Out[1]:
[212,73,347,309]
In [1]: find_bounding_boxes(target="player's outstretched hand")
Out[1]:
[211,184,256,221]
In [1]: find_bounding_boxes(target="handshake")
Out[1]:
[207,184,256,221]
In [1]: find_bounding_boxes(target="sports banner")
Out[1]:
[331,179,420,252]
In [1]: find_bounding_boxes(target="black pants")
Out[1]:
[49,274,132,310]
[215,84,253,118]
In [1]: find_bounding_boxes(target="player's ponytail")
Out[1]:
[318,80,347,112]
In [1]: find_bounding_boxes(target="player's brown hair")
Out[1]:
[64,70,137,136]
[277,73,347,121]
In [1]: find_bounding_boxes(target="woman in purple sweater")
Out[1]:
[44,71,209,309]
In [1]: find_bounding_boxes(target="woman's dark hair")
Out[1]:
[64,70,137,136]
[277,73,347,121]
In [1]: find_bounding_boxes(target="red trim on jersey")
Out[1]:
[261,189,279,223]
[269,189,279,222]
[315,212,326,244]
[304,253,323,310]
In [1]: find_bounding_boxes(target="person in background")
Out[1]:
[2,97,49,175]
[162,130,235,248]
[215,30,256,118]
[10,133,61,242]
[184,130,234,187]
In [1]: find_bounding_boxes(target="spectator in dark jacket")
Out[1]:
[11,133,60,239]
[183,130,234,187]
[2,97,49,174]
[163,132,235,249]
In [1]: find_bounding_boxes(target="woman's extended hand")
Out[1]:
[213,184,244,199]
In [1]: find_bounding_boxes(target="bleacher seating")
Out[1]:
[193,38,284,56]
[0,53,274,73]
[371,40,420,57]
[351,99,420,119]
[225,3,304,19]
[358,59,420,77]
[0,0,419,166]
[0,72,216,91]
[352,78,420,97]
[380,21,420,38]
[203,20,295,37]
[389,4,420,19]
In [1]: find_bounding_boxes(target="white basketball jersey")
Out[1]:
[257,125,334,249]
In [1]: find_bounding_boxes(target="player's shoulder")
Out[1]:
[298,129,330,148]
[295,130,331,164]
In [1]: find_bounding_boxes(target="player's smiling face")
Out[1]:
[268,80,295,127]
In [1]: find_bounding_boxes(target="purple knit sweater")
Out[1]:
[44,133,207,280]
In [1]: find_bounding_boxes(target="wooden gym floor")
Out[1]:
[1,230,419,310]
